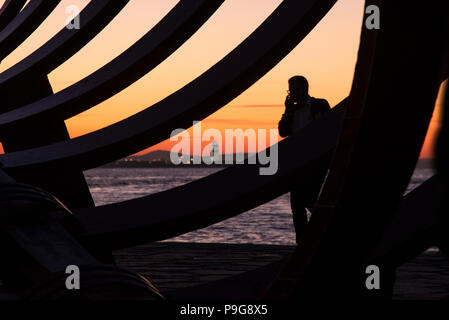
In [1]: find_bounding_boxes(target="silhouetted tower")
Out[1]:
[210,141,219,158]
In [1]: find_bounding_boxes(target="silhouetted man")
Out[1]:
[278,76,330,244]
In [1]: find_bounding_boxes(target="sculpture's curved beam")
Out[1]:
[0,0,27,33]
[0,0,61,61]
[0,0,338,174]
[0,0,130,111]
[74,101,346,250]
[368,176,439,268]
[0,0,224,119]
[166,177,439,300]
[266,0,449,299]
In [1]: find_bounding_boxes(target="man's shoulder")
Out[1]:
[311,97,331,111]
[311,97,329,104]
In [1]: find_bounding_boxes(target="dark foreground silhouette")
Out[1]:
[278,75,330,243]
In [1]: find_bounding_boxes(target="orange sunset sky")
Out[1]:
[0,0,446,158]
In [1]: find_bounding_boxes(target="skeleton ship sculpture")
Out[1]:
[0,0,448,300]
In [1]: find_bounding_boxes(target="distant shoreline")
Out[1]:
[99,161,434,169]
[98,149,435,169]
[99,162,230,169]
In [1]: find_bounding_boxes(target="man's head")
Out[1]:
[288,75,309,99]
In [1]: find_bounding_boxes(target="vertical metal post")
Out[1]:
[0,74,94,209]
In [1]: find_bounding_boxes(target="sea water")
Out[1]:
[84,167,434,245]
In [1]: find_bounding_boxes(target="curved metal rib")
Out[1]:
[0,0,224,121]
[165,177,439,300]
[368,176,439,268]
[75,101,346,250]
[0,0,338,174]
[0,0,61,61]
[0,0,130,112]
[0,0,27,33]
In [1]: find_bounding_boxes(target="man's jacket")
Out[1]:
[278,97,331,137]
